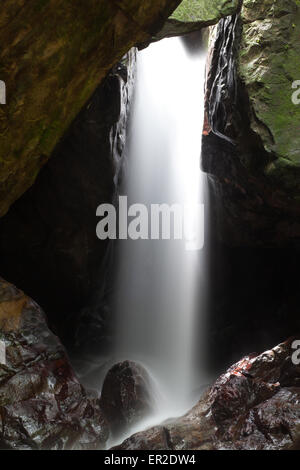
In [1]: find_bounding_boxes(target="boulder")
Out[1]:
[0,278,108,450]
[115,339,300,450]
[100,361,156,438]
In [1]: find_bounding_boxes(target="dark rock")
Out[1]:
[100,361,156,438]
[0,50,136,349]
[0,278,108,450]
[115,339,300,450]
[203,242,300,373]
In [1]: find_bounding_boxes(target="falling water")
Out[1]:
[114,36,207,435]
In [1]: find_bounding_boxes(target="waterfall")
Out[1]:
[113,36,207,436]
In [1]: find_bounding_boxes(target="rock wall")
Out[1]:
[240,0,300,176]
[200,0,300,377]
[203,0,300,245]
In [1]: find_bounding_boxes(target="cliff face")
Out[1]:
[203,0,300,245]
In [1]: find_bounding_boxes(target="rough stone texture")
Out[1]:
[0,0,181,217]
[0,50,136,347]
[240,0,300,182]
[172,0,240,21]
[202,3,300,245]
[154,0,240,41]
[0,278,108,450]
[100,361,156,439]
[115,339,300,450]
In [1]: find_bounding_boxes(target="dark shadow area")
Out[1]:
[180,30,206,55]
[203,180,300,374]
[0,64,130,347]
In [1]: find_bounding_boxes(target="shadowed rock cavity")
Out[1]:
[0,50,136,350]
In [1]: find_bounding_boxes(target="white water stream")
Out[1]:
[113,36,207,443]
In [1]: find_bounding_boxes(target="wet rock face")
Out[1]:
[115,340,300,450]
[100,361,156,438]
[202,1,300,245]
[0,278,108,450]
[0,51,136,347]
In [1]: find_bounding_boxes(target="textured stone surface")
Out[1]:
[115,340,300,450]
[0,0,181,217]
[0,278,108,450]
[100,361,156,438]
[239,0,300,192]
[171,0,240,22]
[202,3,300,245]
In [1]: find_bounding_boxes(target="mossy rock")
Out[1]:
[171,0,240,23]
[154,0,240,42]
[239,0,300,192]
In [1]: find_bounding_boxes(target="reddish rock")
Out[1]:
[115,339,300,450]
[100,360,156,438]
[0,278,108,450]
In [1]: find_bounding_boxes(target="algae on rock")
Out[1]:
[239,0,300,192]
[171,0,240,23]
[154,0,240,41]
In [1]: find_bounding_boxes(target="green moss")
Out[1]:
[171,0,239,23]
[239,0,300,190]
